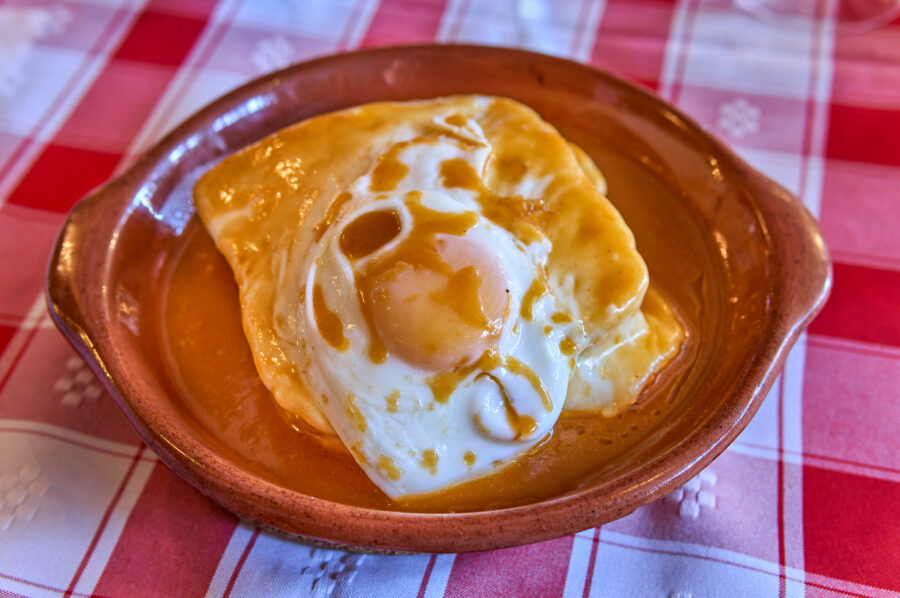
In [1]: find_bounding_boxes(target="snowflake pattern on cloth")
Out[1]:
[716,98,761,139]
[665,469,717,519]
[0,5,71,98]
[0,463,50,532]
[55,356,103,408]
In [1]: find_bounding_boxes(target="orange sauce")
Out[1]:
[440,157,545,245]
[378,455,403,481]
[339,209,401,260]
[463,451,477,468]
[312,284,349,351]
[445,113,468,127]
[385,390,400,413]
[520,278,547,320]
[476,372,539,439]
[421,449,439,475]
[161,223,696,513]
[552,312,572,324]
[370,147,411,192]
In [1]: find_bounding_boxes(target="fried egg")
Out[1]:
[194,96,684,499]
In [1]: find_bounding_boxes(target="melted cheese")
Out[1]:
[193,96,684,497]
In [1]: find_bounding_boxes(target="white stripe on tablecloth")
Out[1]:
[800,3,837,219]
[728,440,784,463]
[223,532,370,597]
[569,0,606,63]
[204,520,257,598]
[0,431,152,596]
[0,573,66,598]
[340,0,381,51]
[800,154,826,218]
[781,340,808,598]
[438,0,604,60]
[561,529,595,598]
[586,529,779,596]
[421,553,456,598]
[601,529,782,576]
[326,551,452,598]
[0,419,153,460]
[830,248,900,272]
[70,449,156,596]
[123,0,244,162]
[803,453,900,484]
[656,0,694,102]
[783,0,836,590]
[731,146,805,194]
[435,0,469,43]
[0,2,147,206]
[731,436,900,484]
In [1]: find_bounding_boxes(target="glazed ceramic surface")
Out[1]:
[46,45,830,553]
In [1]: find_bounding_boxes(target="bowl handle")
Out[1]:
[737,161,832,333]
[45,180,129,366]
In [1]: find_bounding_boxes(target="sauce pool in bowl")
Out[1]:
[159,137,706,513]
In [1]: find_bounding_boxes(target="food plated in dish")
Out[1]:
[190,95,684,503]
[46,46,830,551]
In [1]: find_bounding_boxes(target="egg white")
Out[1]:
[299,129,573,499]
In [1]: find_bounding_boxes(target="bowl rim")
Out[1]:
[46,44,832,553]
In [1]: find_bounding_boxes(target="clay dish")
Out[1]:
[46,45,830,553]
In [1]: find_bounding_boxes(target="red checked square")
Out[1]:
[6,144,121,213]
[808,263,900,349]
[54,61,174,154]
[92,463,237,598]
[0,323,16,357]
[804,465,900,592]
[826,103,900,168]
[113,10,208,67]
[444,536,574,598]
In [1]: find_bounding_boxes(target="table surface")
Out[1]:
[1,0,898,596]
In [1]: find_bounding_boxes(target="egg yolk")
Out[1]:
[337,195,511,372]
[365,235,509,371]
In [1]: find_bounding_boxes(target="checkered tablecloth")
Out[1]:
[1,0,898,596]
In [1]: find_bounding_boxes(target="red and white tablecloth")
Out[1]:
[0,0,898,596]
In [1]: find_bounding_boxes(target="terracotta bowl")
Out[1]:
[46,45,830,553]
